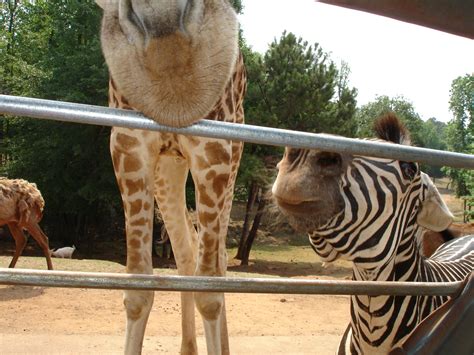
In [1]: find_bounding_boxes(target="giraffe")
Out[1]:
[0,177,53,270]
[95,1,246,354]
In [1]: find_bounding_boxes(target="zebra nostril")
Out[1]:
[316,152,342,175]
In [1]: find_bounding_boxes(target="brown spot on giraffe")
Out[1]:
[128,238,141,249]
[225,90,235,115]
[131,230,143,238]
[128,251,142,266]
[197,184,216,208]
[129,199,143,216]
[202,249,217,266]
[206,103,222,120]
[195,155,209,170]
[126,178,145,195]
[131,218,147,227]
[123,155,142,173]
[202,232,217,249]
[205,170,217,181]
[204,142,230,165]
[212,174,230,196]
[116,133,140,151]
[199,211,218,227]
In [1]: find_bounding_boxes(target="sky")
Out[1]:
[238,0,474,122]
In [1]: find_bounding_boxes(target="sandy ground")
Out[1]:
[2,201,469,355]
[0,257,350,355]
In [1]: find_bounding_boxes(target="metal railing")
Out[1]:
[1,95,473,169]
[0,268,465,296]
[0,94,472,296]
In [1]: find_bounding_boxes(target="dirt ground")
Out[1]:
[0,255,351,355]
[0,185,469,354]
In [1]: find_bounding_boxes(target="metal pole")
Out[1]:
[0,95,473,169]
[0,268,463,296]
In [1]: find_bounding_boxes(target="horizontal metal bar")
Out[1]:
[0,95,473,169]
[0,268,463,296]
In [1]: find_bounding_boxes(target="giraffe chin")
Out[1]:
[99,1,239,127]
[113,33,238,127]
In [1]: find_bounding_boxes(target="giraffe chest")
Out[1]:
[111,127,184,159]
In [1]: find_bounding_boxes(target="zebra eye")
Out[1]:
[400,161,418,180]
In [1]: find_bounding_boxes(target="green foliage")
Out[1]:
[442,74,473,197]
[237,31,357,200]
[355,95,425,146]
[2,3,361,247]
[254,32,357,135]
[1,0,119,245]
[229,0,243,14]
[422,118,448,151]
[239,32,357,186]
[1,1,50,95]
[421,118,447,177]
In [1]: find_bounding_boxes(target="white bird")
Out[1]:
[50,245,76,258]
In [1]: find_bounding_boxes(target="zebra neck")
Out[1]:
[351,226,422,283]
[348,228,424,353]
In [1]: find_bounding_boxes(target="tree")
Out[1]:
[443,74,473,197]
[355,95,425,146]
[2,0,120,253]
[1,0,248,254]
[229,0,243,14]
[421,118,447,178]
[1,0,50,96]
[257,32,357,135]
[235,32,358,265]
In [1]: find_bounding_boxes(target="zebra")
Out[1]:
[271,113,474,354]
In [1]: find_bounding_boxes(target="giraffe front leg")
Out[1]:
[122,183,155,355]
[186,138,236,355]
[153,155,198,355]
[111,129,154,355]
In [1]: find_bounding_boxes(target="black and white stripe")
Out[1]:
[309,155,474,354]
[272,115,474,353]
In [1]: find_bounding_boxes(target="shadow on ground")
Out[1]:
[0,285,45,301]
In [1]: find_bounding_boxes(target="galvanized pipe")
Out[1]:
[0,95,473,169]
[0,268,463,296]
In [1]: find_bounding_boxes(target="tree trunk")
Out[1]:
[7,0,19,53]
[240,189,267,266]
[235,181,259,260]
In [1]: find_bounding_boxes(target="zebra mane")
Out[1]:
[373,113,411,145]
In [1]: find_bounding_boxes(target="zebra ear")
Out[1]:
[416,173,453,232]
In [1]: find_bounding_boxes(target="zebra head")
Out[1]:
[272,114,453,266]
